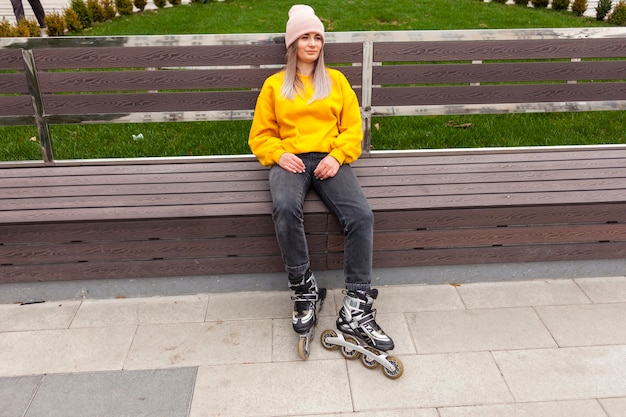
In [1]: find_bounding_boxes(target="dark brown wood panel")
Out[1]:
[373,61,626,85]
[0,49,25,70]
[37,65,359,94]
[328,241,626,270]
[32,45,287,69]
[373,39,626,62]
[0,213,328,244]
[0,73,29,94]
[42,90,262,116]
[0,234,331,265]
[0,96,33,117]
[38,68,279,93]
[368,203,626,230]
[32,43,362,70]
[371,82,626,107]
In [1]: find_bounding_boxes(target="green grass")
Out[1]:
[2,0,623,161]
[87,0,609,35]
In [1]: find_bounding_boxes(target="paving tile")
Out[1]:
[0,301,80,332]
[457,279,590,309]
[576,276,626,303]
[124,320,273,369]
[335,284,465,313]
[438,400,608,417]
[406,307,556,354]
[304,410,439,417]
[348,352,513,410]
[206,290,336,322]
[0,326,136,377]
[189,360,353,417]
[0,375,42,417]
[536,303,626,347]
[599,397,626,417]
[24,368,196,417]
[493,345,626,402]
[71,294,208,327]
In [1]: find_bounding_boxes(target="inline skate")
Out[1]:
[320,289,403,379]
[289,270,327,360]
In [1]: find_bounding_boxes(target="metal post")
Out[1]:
[360,41,373,156]
[21,48,54,164]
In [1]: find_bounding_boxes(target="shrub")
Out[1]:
[154,0,167,8]
[596,0,612,19]
[115,0,134,15]
[530,0,550,7]
[87,0,105,22]
[572,0,588,15]
[168,0,182,5]
[491,0,507,3]
[514,0,529,5]
[71,0,93,28]
[0,17,15,37]
[64,7,83,32]
[14,19,32,36]
[608,0,626,23]
[18,18,41,36]
[551,0,570,10]
[100,0,117,20]
[134,0,148,11]
[44,11,66,36]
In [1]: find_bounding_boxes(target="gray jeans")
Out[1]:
[269,153,374,291]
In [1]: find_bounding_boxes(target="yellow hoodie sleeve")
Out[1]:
[327,70,363,165]
[247,75,287,167]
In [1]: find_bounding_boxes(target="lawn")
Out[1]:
[2,0,624,161]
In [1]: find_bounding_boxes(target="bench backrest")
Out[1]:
[2,28,626,163]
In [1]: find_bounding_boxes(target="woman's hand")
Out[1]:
[314,155,340,180]
[278,153,305,174]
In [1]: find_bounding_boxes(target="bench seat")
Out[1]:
[2,146,626,284]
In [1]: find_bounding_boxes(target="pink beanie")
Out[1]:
[285,4,325,49]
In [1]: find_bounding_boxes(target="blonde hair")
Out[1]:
[280,42,332,103]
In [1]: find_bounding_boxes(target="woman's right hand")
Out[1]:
[278,153,305,174]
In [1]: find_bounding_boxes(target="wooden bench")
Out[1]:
[1,28,626,286]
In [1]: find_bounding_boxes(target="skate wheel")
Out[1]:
[320,329,339,351]
[361,347,380,369]
[298,337,309,360]
[382,355,404,379]
[341,337,360,360]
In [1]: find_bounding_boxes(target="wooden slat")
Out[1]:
[373,39,626,62]
[371,82,626,107]
[0,234,332,265]
[0,96,34,117]
[37,66,361,94]
[38,68,279,93]
[32,43,362,70]
[373,61,626,85]
[0,73,29,94]
[0,49,25,70]
[42,90,261,115]
[369,203,626,230]
[33,45,287,69]
[0,213,328,245]
[328,242,626,269]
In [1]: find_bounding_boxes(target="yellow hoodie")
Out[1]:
[248,68,363,167]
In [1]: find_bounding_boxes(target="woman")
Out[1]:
[248,4,394,352]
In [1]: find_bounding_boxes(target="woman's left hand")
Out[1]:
[314,155,340,180]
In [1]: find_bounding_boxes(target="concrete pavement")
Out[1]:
[1,276,625,416]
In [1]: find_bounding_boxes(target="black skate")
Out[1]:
[289,270,326,360]
[320,289,403,379]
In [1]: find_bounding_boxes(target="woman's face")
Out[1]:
[296,32,323,64]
